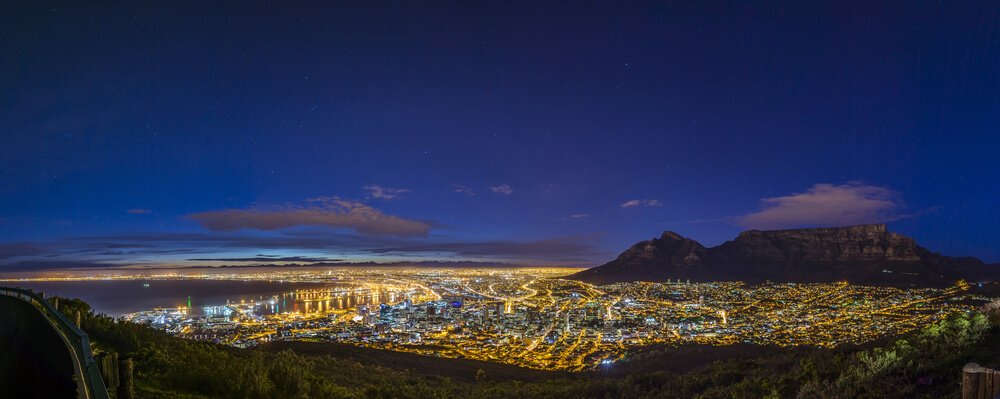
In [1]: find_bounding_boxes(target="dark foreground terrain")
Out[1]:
[4,295,999,398]
[0,295,77,398]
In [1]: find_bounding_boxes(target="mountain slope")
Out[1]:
[568,224,997,287]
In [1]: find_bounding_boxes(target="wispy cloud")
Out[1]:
[621,199,662,208]
[186,197,430,236]
[0,229,605,270]
[364,185,410,200]
[81,231,395,253]
[0,260,128,272]
[186,256,342,263]
[559,213,590,221]
[369,236,602,263]
[0,242,46,259]
[736,182,906,229]
[126,208,152,214]
[489,184,514,195]
[451,185,475,196]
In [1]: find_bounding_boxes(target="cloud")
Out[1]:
[368,237,602,263]
[489,184,513,195]
[186,256,343,263]
[559,213,590,221]
[621,199,662,208]
[736,182,906,229]
[364,185,410,200]
[0,224,616,271]
[126,208,152,214]
[0,260,125,272]
[451,185,475,196]
[82,231,395,253]
[186,197,431,236]
[0,242,46,259]
[93,231,600,263]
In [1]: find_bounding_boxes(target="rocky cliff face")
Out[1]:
[567,224,996,287]
[714,224,922,263]
[617,231,707,266]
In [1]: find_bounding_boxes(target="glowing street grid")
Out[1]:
[92,268,977,371]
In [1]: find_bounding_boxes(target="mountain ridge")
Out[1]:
[567,224,997,287]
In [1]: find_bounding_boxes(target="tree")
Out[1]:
[982,298,1000,327]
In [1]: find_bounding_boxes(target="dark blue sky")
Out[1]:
[2,1,999,271]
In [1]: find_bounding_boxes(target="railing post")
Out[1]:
[964,363,1000,399]
[118,358,134,399]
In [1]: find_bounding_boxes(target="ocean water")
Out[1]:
[8,279,369,316]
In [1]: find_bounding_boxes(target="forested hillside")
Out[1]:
[37,297,1000,398]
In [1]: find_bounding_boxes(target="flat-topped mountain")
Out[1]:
[567,224,997,287]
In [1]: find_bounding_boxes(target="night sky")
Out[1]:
[2,1,999,271]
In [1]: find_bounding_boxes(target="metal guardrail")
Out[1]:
[0,286,110,399]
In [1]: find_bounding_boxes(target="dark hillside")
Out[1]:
[262,340,565,383]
